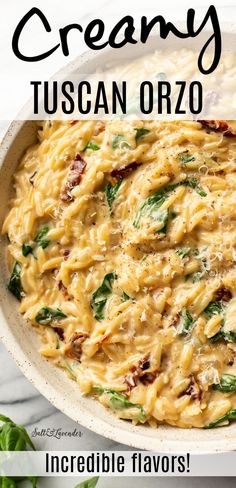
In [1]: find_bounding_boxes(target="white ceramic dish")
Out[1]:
[1,31,236,453]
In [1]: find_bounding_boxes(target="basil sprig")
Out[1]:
[7,262,24,301]
[35,307,67,325]
[204,408,236,429]
[93,387,146,422]
[105,180,123,214]
[91,273,117,321]
[213,374,236,393]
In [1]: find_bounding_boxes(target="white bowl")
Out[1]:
[1,31,236,453]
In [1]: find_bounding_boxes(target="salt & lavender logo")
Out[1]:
[31,427,83,439]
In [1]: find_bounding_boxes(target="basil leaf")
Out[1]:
[204,408,236,429]
[84,142,100,151]
[91,273,117,321]
[177,308,195,336]
[35,226,50,249]
[35,307,67,325]
[28,477,37,488]
[112,135,131,150]
[0,414,35,451]
[0,424,26,451]
[22,244,33,257]
[0,478,17,488]
[204,301,224,318]
[134,128,150,144]
[93,387,146,422]
[213,374,236,393]
[176,247,191,258]
[105,180,122,214]
[7,262,24,301]
[75,477,99,488]
[179,153,196,164]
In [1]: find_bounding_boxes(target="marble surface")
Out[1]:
[1,1,236,486]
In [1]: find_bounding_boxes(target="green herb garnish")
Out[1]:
[204,301,224,318]
[75,477,99,488]
[112,135,131,150]
[105,180,122,214]
[22,244,33,257]
[35,307,67,325]
[91,273,117,321]
[35,226,50,249]
[7,262,24,301]
[204,408,236,429]
[213,374,236,393]
[179,153,196,164]
[134,128,150,144]
[177,308,195,336]
[84,142,100,151]
[176,247,191,258]
[122,291,131,302]
[93,387,146,422]
[0,414,37,487]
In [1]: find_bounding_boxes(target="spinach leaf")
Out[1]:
[84,142,100,151]
[185,270,205,283]
[204,408,236,429]
[179,153,196,164]
[177,308,195,336]
[182,178,207,197]
[35,226,50,249]
[133,188,167,229]
[133,178,206,229]
[105,180,123,214]
[75,477,99,488]
[176,247,191,258]
[35,307,67,325]
[112,135,131,150]
[122,291,131,302]
[91,273,117,321]
[134,128,150,144]
[213,374,236,393]
[210,330,236,344]
[22,244,33,257]
[93,387,146,422]
[7,262,24,301]
[204,301,236,343]
[204,301,224,318]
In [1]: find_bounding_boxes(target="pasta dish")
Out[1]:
[3,118,236,429]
